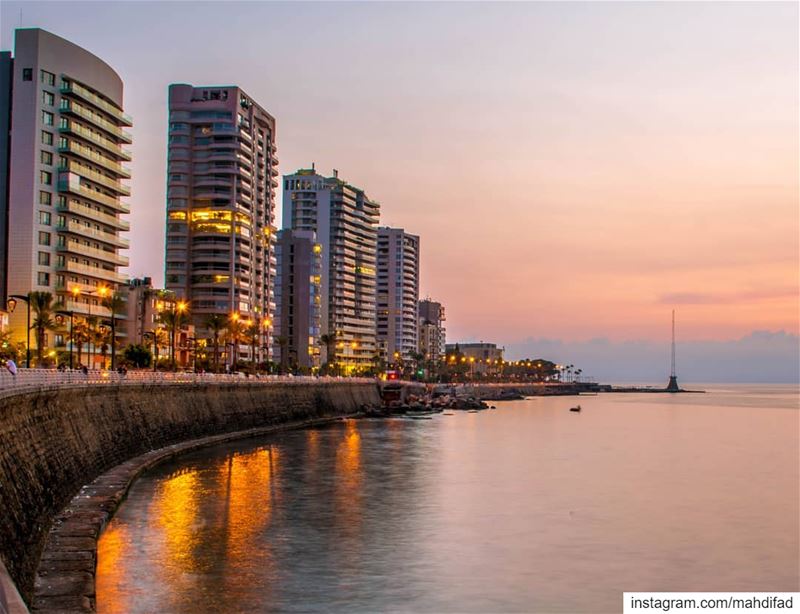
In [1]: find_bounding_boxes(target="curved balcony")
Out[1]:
[60,100,133,143]
[57,141,131,178]
[59,121,132,161]
[58,175,130,213]
[58,221,129,248]
[57,241,129,267]
[56,260,126,283]
[60,80,133,126]
[56,200,130,231]
[59,162,130,196]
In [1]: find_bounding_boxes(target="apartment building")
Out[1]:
[164,84,278,362]
[273,229,322,371]
[376,227,419,362]
[283,168,379,374]
[418,298,446,363]
[2,28,132,351]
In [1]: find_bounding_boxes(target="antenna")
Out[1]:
[671,309,676,378]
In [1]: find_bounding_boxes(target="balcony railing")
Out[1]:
[56,200,130,231]
[58,140,131,178]
[59,121,132,161]
[59,161,131,196]
[56,260,126,282]
[59,177,130,213]
[57,241,129,266]
[60,80,133,126]
[60,100,133,143]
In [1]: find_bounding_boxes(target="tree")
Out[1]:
[0,330,26,363]
[245,321,260,371]
[123,343,152,368]
[225,317,246,369]
[204,314,227,372]
[71,319,90,367]
[275,335,290,371]
[319,333,338,375]
[28,291,60,366]
[158,307,189,369]
[101,291,126,369]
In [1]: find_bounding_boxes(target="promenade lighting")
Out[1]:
[7,295,31,368]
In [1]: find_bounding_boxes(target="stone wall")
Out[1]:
[0,381,380,604]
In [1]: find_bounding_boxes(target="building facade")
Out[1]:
[283,168,379,374]
[376,227,419,362]
[3,28,132,352]
[273,229,321,371]
[164,84,278,362]
[446,342,504,375]
[418,298,446,363]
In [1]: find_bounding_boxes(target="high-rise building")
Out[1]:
[283,168,379,374]
[164,84,278,362]
[376,227,419,362]
[418,298,446,363]
[3,28,132,353]
[273,229,322,371]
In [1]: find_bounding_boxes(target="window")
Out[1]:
[22,68,33,81]
[57,256,65,267]
[38,231,51,246]
[42,91,54,106]
[57,195,66,207]
[39,211,51,225]
[38,252,51,266]
[41,131,53,145]
[40,70,55,86]
[40,171,52,185]
[41,151,53,165]
[39,191,52,206]
[37,272,50,287]
[57,215,66,227]
[42,111,54,126]
[59,117,69,129]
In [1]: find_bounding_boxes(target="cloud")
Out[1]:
[658,288,799,305]
[504,331,800,384]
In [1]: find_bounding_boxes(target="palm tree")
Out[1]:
[275,335,290,371]
[101,292,126,370]
[204,314,227,372]
[158,308,190,369]
[225,317,246,369]
[319,333,338,375]
[71,319,90,367]
[245,321,260,371]
[28,291,60,366]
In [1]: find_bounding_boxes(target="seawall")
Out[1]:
[0,380,380,606]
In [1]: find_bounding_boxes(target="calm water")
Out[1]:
[96,385,799,613]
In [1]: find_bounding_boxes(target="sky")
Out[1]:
[1,2,798,380]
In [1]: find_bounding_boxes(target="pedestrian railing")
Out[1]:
[0,368,377,400]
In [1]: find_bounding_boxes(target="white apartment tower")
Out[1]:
[283,168,379,374]
[377,227,420,361]
[3,29,132,352]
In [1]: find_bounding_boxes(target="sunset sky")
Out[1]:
[2,2,797,367]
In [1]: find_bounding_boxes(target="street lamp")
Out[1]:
[7,294,31,368]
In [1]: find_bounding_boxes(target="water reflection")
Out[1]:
[97,387,799,613]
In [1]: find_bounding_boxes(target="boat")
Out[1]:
[569,405,581,412]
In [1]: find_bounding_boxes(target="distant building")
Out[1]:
[377,227,419,362]
[164,83,278,363]
[446,342,504,375]
[283,168,380,374]
[418,299,446,363]
[2,28,132,353]
[273,229,322,371]
[123,277,160,345]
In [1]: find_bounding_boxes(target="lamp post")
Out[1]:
[55,309,75,369]
[170,300,188,370]
[7,294,31,368]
